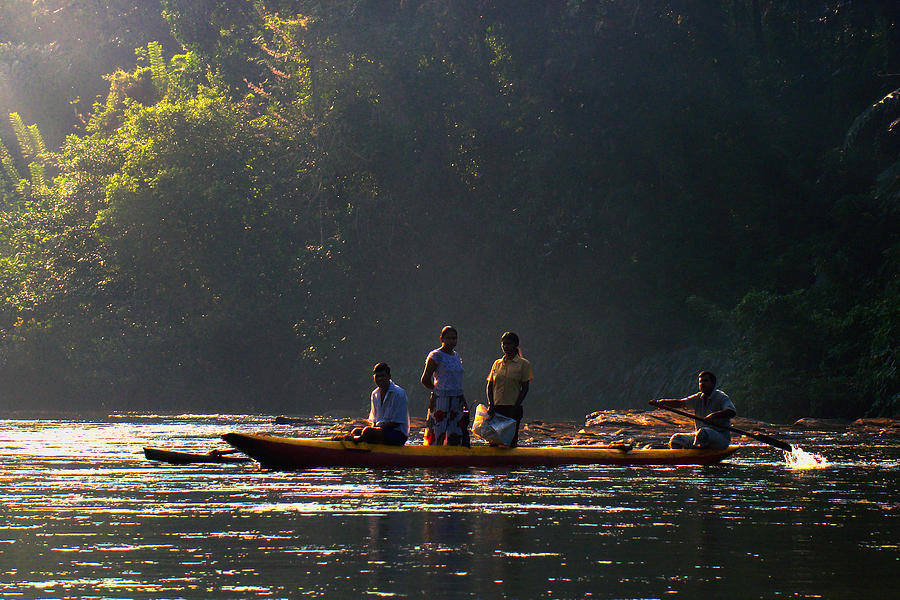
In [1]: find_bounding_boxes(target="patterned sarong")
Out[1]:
[424,394,469,446]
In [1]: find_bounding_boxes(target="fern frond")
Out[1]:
[0,139,21,183]
[844,88,900,151]
[148,41,169,95]
[28,162,46,192]
[9,113,35,161]
[27,124,48,159]
[875,158,900,211]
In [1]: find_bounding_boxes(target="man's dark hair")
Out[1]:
[699,370,717,386]
[500,331,519,346]
[373,362,391,376]
[441,325,458,338]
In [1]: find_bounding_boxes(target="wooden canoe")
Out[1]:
[221,432,739,469]
[143,447,252,464]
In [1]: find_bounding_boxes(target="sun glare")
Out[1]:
[784,446,829,469]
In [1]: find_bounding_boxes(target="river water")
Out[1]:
[0,415,897,599]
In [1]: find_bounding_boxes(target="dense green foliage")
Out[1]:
[1,1,898,421]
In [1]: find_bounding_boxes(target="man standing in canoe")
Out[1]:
[338,362,410,445]
[652,371,736,450]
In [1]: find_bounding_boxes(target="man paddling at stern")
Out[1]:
[337,362,410,446]
[651,371,736,450]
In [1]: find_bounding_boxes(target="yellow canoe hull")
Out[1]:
[222,432,739,469]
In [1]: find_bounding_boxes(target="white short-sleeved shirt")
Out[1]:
[684,389,736,434]
[426,348,464,396]
[368,381,410,437]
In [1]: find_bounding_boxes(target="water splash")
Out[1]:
[784,446,829,469]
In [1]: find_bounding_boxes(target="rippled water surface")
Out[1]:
[1,415,898,599]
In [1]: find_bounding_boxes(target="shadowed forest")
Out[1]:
[1,1,899,421]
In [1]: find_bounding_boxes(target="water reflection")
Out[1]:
[784,446,829,468]
[0,416,897,598]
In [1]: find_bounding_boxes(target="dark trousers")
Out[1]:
[492,404,523,447]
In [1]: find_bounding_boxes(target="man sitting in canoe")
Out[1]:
[335,362,410,445]
[651,371,736,450]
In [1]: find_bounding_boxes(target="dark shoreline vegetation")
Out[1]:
[1,2,899,421]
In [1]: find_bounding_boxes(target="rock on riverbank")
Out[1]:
[317,410,900,446]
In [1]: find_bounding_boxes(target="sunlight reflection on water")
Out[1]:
[784,446,830,469]
[0,415,897,599]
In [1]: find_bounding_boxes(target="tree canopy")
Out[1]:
[1,1,898,421]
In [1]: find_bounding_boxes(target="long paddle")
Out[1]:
[650,400,793,452]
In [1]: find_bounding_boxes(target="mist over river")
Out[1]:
[0,415,897,599]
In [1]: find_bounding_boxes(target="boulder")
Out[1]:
[792,418,852,429]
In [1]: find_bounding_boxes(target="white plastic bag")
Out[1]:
[472,404,517,446]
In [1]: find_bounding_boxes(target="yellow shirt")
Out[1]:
[487,356,534,406]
